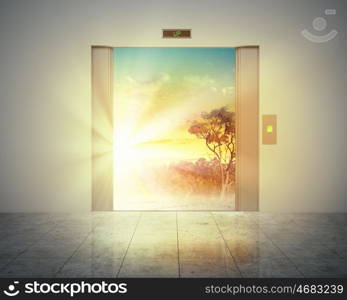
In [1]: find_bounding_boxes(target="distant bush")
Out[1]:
[152,158,235,196]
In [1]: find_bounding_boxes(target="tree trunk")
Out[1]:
[219,164,226,200]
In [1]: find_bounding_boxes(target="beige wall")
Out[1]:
[0,0,346,212]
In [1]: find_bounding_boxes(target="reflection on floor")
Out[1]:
[0,212,346,278]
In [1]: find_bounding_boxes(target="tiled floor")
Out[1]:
[0,212,346,278]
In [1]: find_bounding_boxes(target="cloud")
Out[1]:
[184,74,216,89]
[117,73,171,97]
[183,75,235,97]
[114,73,235,137]
[222,86,235,95]
[117,73,234,102]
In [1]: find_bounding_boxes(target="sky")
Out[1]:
[113,47,235,163]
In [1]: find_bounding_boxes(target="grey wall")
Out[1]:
[0,0,346,212]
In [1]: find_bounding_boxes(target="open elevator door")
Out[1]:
[113,48,236,210]
[91,46,259,211]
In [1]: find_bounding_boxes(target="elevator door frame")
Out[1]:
[91,46,259,211]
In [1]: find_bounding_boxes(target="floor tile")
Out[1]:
[126,212,177,261]
[0,258,66,278]
[0,212,346,278]
[213,212,259,229]
[333,245,347,258]
[179,236,230,260]
[0,233,41,248]
[277,244,340,259]
[0,259,12,270]
[0,214,52,226]
[118,258,178,278]
[19,242,80,259]
[0,244,28,259]
[126,242,177,260]
[1,224,55,236]
[180,257,240,278]
[56,258,122,278]
[292,257,347,278]
[73,241,129,260]
[226,240,285,264]
[237,257,302,278]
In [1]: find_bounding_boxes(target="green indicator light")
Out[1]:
[266,125,273,133]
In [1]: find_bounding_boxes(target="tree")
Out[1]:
[188,106,235,199]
